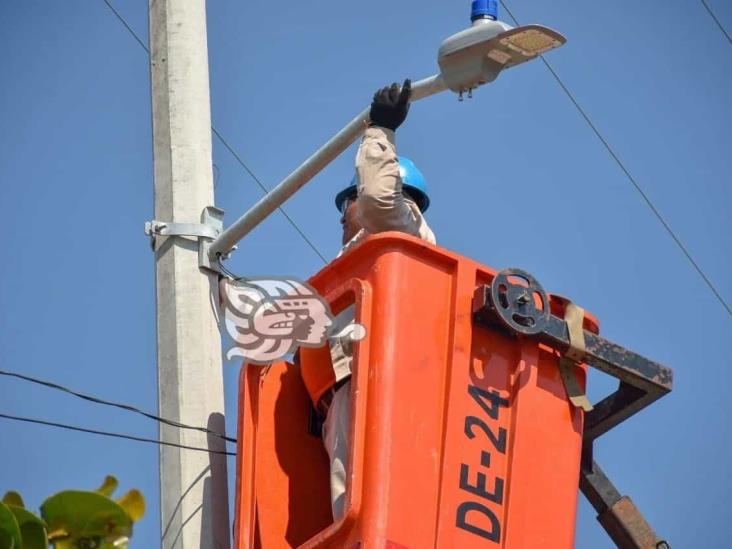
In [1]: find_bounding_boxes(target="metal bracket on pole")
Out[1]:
[198,206,227,272]
[144,206,227,272]
[472,268,673,549]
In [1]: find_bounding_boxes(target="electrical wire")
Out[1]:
[699,0,732,47]
[0,412,235,456]
[0,369,237,444]
[499,0,732,320]
[217,256,247,281]
[101,0,328,265]
[102,0,147,51]
[211,128,329,264]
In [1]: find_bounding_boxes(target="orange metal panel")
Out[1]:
[234,360,333,548]
[234,233,598,548]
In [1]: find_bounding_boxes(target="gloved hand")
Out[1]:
[369,79,412,131]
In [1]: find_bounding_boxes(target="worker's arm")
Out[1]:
[355,126,420,234]
[355,81,434,241]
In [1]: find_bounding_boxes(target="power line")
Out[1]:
[211,128,329,263]
[499,1,732,320]
[101,0,328,264]
[102,0,147,51]
[699,0,732,46]
[0,412,235,456]
[0,369,236,443]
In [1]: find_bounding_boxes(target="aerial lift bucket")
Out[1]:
[233,233,672,548]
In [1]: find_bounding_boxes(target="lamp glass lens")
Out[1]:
[501,30,560,55]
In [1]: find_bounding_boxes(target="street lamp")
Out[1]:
[439,1,565,98]
[205,2,566,264]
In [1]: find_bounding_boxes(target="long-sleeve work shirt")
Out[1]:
[328,126,436,383]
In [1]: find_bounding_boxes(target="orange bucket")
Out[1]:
[234,233,599,548]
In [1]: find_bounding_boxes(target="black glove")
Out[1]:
[369,79,412,131]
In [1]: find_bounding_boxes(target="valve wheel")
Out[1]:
[490,268,550,335]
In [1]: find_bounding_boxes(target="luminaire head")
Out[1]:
[437,10,566,95]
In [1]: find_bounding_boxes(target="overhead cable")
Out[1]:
[101,0,328,264]
[0,369,236,444]
[0,412,235,456]
[699,0,732,47]
[211,127,329,263]
[500,0,732,320]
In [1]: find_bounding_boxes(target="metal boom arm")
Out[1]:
[208,75,447,260]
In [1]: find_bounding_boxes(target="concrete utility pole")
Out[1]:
[148,1,229,548]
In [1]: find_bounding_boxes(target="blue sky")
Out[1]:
[1,1,731,547]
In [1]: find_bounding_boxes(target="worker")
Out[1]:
[321,79,436,520]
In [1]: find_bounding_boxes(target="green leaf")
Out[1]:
[0,529,15,549]
[1,493,24,509]
[0,501,22,549]
[7,505,47,549]
[95,476,119,498]
[41,490,132,541]
[115,490,145,523]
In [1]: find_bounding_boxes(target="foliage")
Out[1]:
[0,501,23,549]
[1,492,46,549]
[0,476,144,549]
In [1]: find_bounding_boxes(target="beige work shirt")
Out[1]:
[328,126,436,383]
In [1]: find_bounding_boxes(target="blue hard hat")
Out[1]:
[335,156,430,213]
